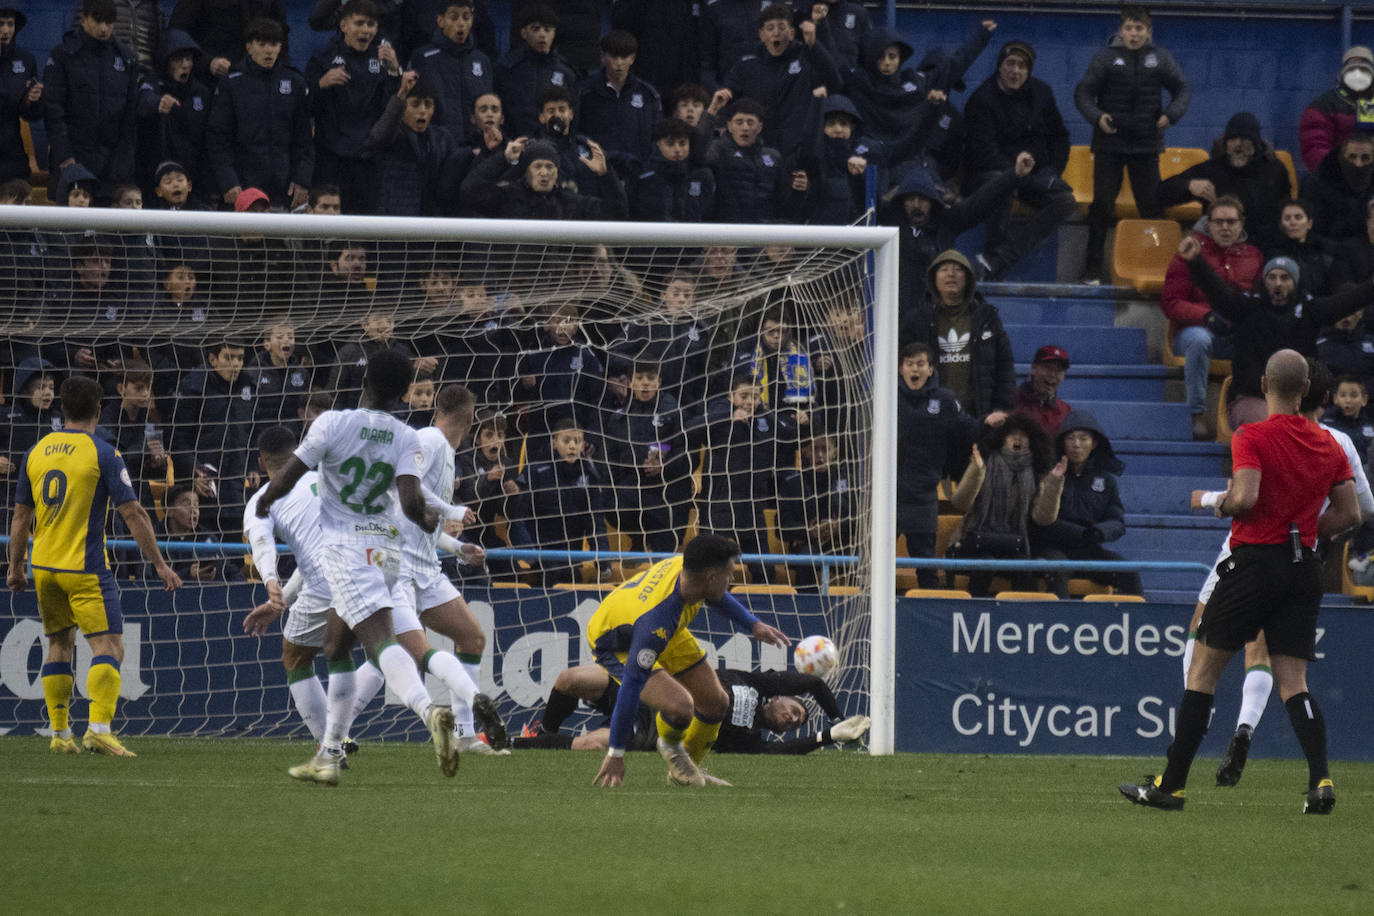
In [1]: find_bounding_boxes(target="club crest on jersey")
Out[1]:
[193,96,204,111]
[762,154,775,167]
[550,71,564,86]
[631,93,644,108]
[192,307,206,322]
[836,477,848,492]
[757,417,769,432]
[688,325,700,340]
[1092,477,1105,492]
[688,181,701,197]
[12,61,24,74]
[788,60,801,75]
[636,648,658,670]
[368,58,381,74]
[279,79,292,94]
[472,61,483,76]
[928,399,940,415]
[240,386,252,400]
[113,57,125,72]
[1145,53,1158,68]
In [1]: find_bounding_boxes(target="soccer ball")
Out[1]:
[794,635,838,677]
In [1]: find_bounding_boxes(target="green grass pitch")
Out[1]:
[2,737,1371,914]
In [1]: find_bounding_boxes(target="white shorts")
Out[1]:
[391,564,461,635]
[317,541,401,630]
[282,587,331,649]
[1196,534,1233,607]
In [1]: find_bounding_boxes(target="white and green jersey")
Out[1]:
[244,471,330,599]
[400,425,458,574]
[294,408,424,544]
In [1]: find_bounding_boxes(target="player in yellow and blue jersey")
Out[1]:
[7,377,182,756]
[589,533,789,788]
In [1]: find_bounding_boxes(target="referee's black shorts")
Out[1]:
[1198,543,1321,659]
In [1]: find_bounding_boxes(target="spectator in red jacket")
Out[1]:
[1014,345,1073,440]
[1299,45,1374,173]
[1160,195,1263,438]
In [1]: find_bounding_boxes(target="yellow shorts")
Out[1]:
[33,568,123,637]
[587,597,705,681]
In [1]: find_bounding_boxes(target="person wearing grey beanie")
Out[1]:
[1175,231,1374,430]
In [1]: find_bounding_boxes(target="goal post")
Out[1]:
[0,206,899,754]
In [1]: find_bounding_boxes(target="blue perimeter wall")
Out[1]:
[5,587,1374,761]
[11,3,1372,176]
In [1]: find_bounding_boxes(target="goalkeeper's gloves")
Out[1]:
[829,715,872,743]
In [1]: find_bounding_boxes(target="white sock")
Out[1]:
[288,675,328,742]
[424,649,478,712]
[452,658,481,737]
[1237,666,1273,731]
[322,668,356,751]
[1182,636,1195,685]
[347,660,387,726]
[378,643,432,719]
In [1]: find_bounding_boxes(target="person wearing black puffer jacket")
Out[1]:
[629,119,715,222]
[461,136,625,220]
[406,0,493,144]
[897,249,1016,419]
[43,0,139,203]
[1073,6,1189,281]
[204,17,312,208]
[1302,132,1374,245]
[1032,409,1141,600]
[135,30,213,197]
[705,97,806,224]
[0,6,43,185]
[494,4,578,139]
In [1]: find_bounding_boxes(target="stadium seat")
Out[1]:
[732,584,797,595]
[1340,543,1374,603]
[1274,149,1299,197]
[21,121,46,204]
[1159,148,1209,221]
[895,534,921,593]
[490,581,531,589]
[1161,320,1232,376]
[1216,375,1233,445]
[551,582,611,593]
[1082,593,1146,602]
[994,591,1060,601]
[826,585,862,596]
[1111,219,1180,294]
[905,588,972,599]
[1063,145,1095,215]
[762,507,792,584]
[1068,578,1110,597]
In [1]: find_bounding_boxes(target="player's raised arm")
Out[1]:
[117,500,182,591]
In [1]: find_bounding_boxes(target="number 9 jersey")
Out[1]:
[16,430,137,573]
[293,407,425,544]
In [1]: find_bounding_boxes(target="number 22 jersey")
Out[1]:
[294,408,425,544]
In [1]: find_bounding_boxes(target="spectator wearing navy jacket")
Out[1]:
[577,30,661,176]
[136,30,212,197]
[494,3,578,139]
[706,97,805,223]
[723,3,840,159]
[204,17,312,209]
[43,0,139,203]
[407,0,493,144]
[699,0,768,91]
[305,0,401,214]
[629,118,715,223]
[0,6,43,185]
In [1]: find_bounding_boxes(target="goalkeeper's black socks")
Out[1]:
[542,688,578,733]
[1159,689,1212,793]
[1285,692,1330,790]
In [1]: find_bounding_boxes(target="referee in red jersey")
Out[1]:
[1120,350,1360,814]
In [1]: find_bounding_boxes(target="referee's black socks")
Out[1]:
[1160,690,1214,793]
[1284,692,1330,790]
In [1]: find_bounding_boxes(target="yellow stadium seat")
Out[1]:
[995,591,1059,601]
[1068,578,1110,598]
[895,533,920,594]
[905,588,972,599]
[1341,542,1374,603]
[732,584,798,595]
[1082,593,1146,603]
[826,586,862,596]
[1274,149,1299,197]
[1111,219,1181,294]
[552,582,611,593]
[490,581,531,589]
[1216,375,1234,445]
[1159,147,1209,221]
[1162,320,1231,377]
[1063,145,1095,215]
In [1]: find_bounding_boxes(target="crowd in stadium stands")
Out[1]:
[7,0,1374,594]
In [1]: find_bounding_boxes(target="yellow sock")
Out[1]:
[41,661,74,733]
[683,715,722,765]
[87,656,122,727]
[656,712,687,746]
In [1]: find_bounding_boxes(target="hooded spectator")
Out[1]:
[0,5,44,184]
[136,30,212,196]
[1300,44,1374,171]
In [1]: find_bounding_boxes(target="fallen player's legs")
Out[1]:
[539,664,614,733]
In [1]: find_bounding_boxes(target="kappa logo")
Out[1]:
[1113,57,1125,66]
[332,56,345,66]
[902,81,918,93]
[939,327,971,355]
[424,48,440,58]
[653,627,668,640]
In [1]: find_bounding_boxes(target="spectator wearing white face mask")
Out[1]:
[1299,45,1374,173]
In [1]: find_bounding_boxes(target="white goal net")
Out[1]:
[0,208,897,753]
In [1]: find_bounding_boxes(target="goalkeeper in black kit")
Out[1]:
[514,664,871,753]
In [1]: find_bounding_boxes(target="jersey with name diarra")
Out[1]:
[400,425,456,573]
[244,471,331,598]
[293,408,425,545]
